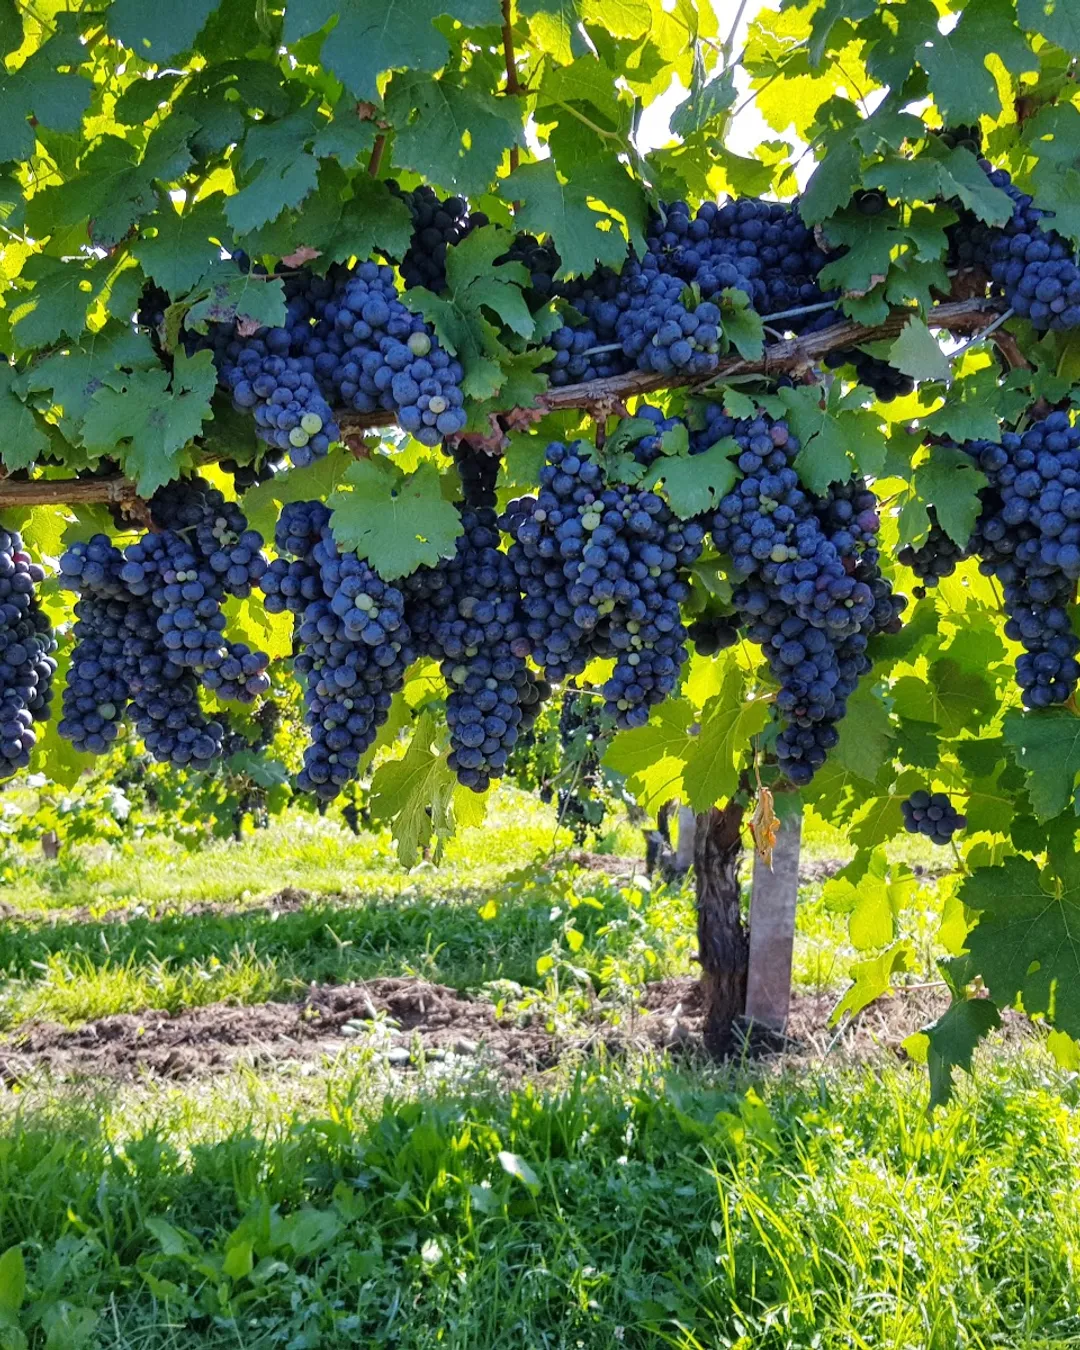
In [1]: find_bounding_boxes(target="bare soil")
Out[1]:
[0,973,1026,1088]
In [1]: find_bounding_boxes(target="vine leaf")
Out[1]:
[9,257,110,350]
[0,366,51,472]
[368,712,458,867]
[1018,0,1080,51]
[328,458,462,579]
[81,349,217,496]
[225,110,323,235]
[916,0,1034,124]
[106,0,223,61]
[962,836,1080,1039]
[385,71,523,198]
[14,324,158,440]
[282,0,502,101]
[917,997,1003,1107]
[911,446,986,547]
[832,684,894,783]
[132,198,229,295]
[891,659,995,738]
[682,668,770,812]
[1002,710,1080,820]
[0,25,92,165]
[505,158,634,278]
[603,699,696,813]
[831,940,915,1022]
[241,446,354,543]
[409,227,536,400]
[647,438,738,519]
[889,317,951,384]
[27,117,197,248]
[182,263,287,335]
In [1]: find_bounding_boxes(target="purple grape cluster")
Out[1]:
[404,506,546,791]
[388,182,489,293]
[0,527,55,778]
[902,790,966,845]
[500,441,703,728]
[58,535,227,769]
[263,502,415,801]
[698,405,903,785]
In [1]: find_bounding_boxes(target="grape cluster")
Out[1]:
[898,510,972,592]
[501,440,703,728]
[117,480,271,704]
[192,257,468,463]
[902,789,966,845]
[687,615,741,657]
[388,183,488,293]
[544,197,836,387]
[698,405,903,784]
[404,506,546,791]
[264,503,415,800]
[58,535,227,770]
[0,528,55,778]
[961,415,1080,707]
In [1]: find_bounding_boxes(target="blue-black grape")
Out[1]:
[501,440,702,728]
[0,526,56,778]
[902,789,966,845]
[388,182,488,293]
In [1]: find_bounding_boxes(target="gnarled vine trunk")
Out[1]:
[695,800,748,1056]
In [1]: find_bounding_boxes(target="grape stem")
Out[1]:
[950,306,1015,360]
[501,0,523,175]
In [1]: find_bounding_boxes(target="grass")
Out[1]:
[2,786,1066,1349]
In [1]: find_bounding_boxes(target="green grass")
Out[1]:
[1,1049,1079,1349]
[0,787,1057,1350]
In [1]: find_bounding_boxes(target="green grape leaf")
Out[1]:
[9,257,110,351]
[918,0,1034,123]
[183,263,287,334]
[799,142,859,226]
[832,684,895,783]
[924,372,1007,445]
[647,438,738,519]
[603,698,696,813]
[407,226,538,400]
[891,659,995,738]
[888,317,951,384]
[14,324,158,439]
[776,386,883,493]
[28,117,196,248]
[226,750,290,789]
[832,941,916,1023]
[385,71,522,198]
[81,349,217,496]
[225,153,319,237]
[912,446,987,547]
[107,0,223,60]
[920,997,1002,1107]
[1018,0,1080,50]
[0,366,50,472]
[961,835,1080,1038]
[0,27,92,165]
[1024,104,1080,245]
[682,668,770,811]
[1003,710,1080,820]
[720,288,764,361]
[368,712,458,867]
[894,716,940,771]
[328,458,463,579]
[132,198,229,295]
[505,158,633,278]
[282,0,502,101]
[241,446,354,541]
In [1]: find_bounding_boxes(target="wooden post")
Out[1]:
[695,800,748,1056]
[745,807,802,1032]
[674,803,696,873]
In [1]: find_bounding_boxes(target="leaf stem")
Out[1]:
[367,134,386,178]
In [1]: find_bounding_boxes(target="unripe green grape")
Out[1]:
[300,412,323,435]
[289,427,310,448]
[408,331,432,357]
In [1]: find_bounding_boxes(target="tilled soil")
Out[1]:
[0,973,1018,1088]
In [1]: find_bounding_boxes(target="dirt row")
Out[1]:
[0,974,983,1087]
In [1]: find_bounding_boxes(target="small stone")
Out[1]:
[453,1037,478,1056]
[386,1047,411,1067]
